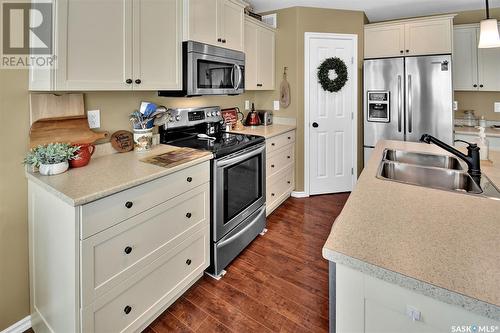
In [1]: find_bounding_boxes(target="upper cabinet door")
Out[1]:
[244,20,259,89]
[453,26,479,91]
[478,25,500,91]
[133,0,182,90]
[258,26,275,90]
[185,0,218,47]
[404,19,452,56]
[217,0,244,52]
[57,0,133,90]
[364,24,405,59]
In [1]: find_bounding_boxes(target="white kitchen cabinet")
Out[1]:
[28,161,210,333]
[244,17,276,90]
[184,0,246,52]
[336,264,500,333]
[364,15,454,59]
[454,24,500,92]
[29,0,182,91]
[265,130,295,215]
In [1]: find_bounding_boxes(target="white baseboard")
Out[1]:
[291,191,309,198]
[1,316,31,333]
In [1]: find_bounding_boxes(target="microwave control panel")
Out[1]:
[367,91,390,123]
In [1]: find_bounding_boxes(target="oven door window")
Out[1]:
[223,155,262,223]
[197,60,236,89]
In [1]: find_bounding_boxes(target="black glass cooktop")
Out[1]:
[162,131,265,158]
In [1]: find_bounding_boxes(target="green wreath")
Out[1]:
[317,57,348,93]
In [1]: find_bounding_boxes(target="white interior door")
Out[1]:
[307,33,357,195]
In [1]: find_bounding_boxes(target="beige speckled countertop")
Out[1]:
[26,145,213,206]
[323,140,500,319]
[229,124,296,139]
[455,126,500,138]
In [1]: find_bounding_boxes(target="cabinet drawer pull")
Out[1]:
[271,193,275,197]
[271,143,275,146]
[125,201,133,209]
[287,156,291,159]
[288,136,291,140]
[124,246,133,255]
[186,212,192,218]
[287,181,291,184]
[186,177,193,183]
[126,79,132,84]
[271,164,275,168]
[186,259,192,265]
[135,79,141,84]
[257,83,263,87]
[124,305,132,314]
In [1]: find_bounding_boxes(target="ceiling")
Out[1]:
[248,0,500,22]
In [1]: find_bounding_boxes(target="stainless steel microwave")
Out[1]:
[159,41,245,97]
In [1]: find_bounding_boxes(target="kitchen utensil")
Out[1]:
[258,111,273,126]
[197,134,216,140]
[133,128,153,152]
[245,103,261,126]
[30,116,109,148]
[110,130,134,153]
[280,67,291,108]
[29,93,85,125]
[70,144,95,168]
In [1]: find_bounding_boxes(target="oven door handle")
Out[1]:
[217,206,266,248]
[216,145,265,167]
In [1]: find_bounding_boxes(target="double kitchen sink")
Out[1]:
[377,149,500,200]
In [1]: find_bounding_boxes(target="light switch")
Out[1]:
[495,102,500,113]
[273,100,280,111]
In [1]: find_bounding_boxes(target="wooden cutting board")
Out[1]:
[29,93,85,125]
[30,116,109,148]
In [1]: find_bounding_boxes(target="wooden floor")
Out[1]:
[145,193,349,333]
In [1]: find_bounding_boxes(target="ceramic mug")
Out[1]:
[70,144,95,168]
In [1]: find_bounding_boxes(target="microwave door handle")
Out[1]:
[234,64,242,89]
[216,145,265,167]
[230,65,235,88]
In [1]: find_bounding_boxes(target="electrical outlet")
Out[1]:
[273,100,280,111]
[87,109,101,129]
[453,101,458,111]
[495,102,500,113]
[245,100,250,111]
[406,305,421,322]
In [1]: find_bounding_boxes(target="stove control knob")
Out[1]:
[216,111,221,116]
[209,112,215,117]
[175,115,181,122]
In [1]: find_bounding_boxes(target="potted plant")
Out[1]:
[24,143,80,176]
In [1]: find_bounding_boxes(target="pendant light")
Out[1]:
[478,0,500,48]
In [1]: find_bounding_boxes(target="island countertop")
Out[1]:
[26,145,213,206]
[323,140,500,320]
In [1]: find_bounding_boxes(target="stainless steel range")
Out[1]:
[158,106,266,278]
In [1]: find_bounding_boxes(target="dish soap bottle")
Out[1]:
[475,126,489,161]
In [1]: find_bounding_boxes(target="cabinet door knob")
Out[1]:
[135,79,141,84]
[473,84,478,88]
[271,143,275,146]
[186,212,192,218]
[126,79,133,84]
[124,305,132,314]
[125,201,133,209]
[217,38,222,42]
[271,193,275,197]
[287,156,291,159]
[288,136,291,140]
[186,177,193,183]
[186,259,192,265]
[287,181,291,184]
[405,49,409,53]
[480,84,484,88]
[124,246,132,255]
[400,50,404,54]
[222,39,226,43]
[271,164,275,168]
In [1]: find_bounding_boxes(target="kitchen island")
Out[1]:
[323,140,500,332]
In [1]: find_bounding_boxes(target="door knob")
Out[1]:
[312,122,319,128]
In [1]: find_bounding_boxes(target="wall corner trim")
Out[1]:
[0,316,31,333]
[291,191,309,198]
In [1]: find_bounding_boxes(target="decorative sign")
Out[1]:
[110,130,134,153]
[221,108,238,126]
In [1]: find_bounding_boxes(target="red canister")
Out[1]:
[70,144,95,168]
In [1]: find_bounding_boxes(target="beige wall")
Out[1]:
[256,7,366,192]
[454,8,500,121]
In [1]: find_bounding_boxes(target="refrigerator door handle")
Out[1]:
[398,75,402,132]
[408,74,413,133]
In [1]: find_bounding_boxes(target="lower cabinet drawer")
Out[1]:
[267,166,294,211]
[266,130,296,154]
[266,143,294,178]
[82,228,209,333]
[81,184,209,306]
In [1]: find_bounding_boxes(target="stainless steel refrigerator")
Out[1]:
[363,55,453,166]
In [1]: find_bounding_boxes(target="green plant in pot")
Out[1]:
[24,143,80,176]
